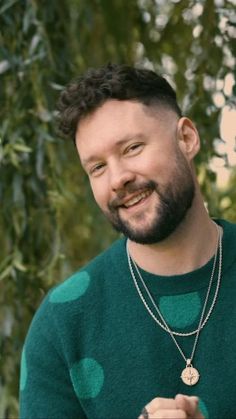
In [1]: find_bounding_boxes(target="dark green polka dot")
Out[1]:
[70,358,104,399]
[49,271,90,303]
[159,292,201,328]
[199,398,209,418]
[20,347,27,391]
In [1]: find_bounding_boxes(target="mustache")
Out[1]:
[108,180,157,210]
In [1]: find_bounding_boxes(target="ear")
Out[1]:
[176,117,200,160]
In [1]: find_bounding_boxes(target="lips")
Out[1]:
[108,181,156,213]
[122,190,152,208]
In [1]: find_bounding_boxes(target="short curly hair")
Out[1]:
[57,63,182,141]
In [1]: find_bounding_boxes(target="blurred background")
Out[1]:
[0,0,236,416]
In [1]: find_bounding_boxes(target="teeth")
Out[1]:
[124,191,151,207]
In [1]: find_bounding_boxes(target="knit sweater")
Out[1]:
[20,219,236,419]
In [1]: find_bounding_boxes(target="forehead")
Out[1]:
[75,100,176,162]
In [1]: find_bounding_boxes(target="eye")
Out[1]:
[125,143,144,155]
[89,162,106,177]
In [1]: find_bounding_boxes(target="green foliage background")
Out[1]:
[0,0,235,416]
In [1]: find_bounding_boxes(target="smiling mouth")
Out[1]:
[122,190,152,208]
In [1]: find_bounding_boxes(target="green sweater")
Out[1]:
[20,219,236,419]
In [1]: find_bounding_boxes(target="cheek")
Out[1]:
[139,148,168,172]
[141,159,168,182]
[90,181,109,210]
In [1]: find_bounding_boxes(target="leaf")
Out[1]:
[13,260,27,272]
[0,0,18,15]
[0,265,12,281]
[0,60,10,74]
[12,144,32,153]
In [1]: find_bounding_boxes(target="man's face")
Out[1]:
[76,100,196,244]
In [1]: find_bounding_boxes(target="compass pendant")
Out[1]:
[181,361,200,386]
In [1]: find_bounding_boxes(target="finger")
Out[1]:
[149,408,187,419]
[138,406,149,419]
[145,397,177,413]
[175,395,205,419]
[175,394,198,416]
[193,408,205,419]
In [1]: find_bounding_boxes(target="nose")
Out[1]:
[109,162,136,192]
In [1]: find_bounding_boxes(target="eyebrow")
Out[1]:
[81,133,146,168]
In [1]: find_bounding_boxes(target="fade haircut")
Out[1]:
[57,63,182,141]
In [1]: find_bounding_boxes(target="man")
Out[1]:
[19,64,236,418]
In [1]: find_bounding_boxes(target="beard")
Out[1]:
[104,152,195,245]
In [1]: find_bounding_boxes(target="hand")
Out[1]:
[138,394,204,419]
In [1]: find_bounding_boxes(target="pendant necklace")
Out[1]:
[126,223,223,386]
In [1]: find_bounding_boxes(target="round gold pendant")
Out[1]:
[181,365,200,386]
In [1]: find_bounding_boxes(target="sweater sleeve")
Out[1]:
[19,297,87,419]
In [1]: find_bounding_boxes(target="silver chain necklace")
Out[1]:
[126,224,223,386]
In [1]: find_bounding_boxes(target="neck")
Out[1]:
[127,195,220,276]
